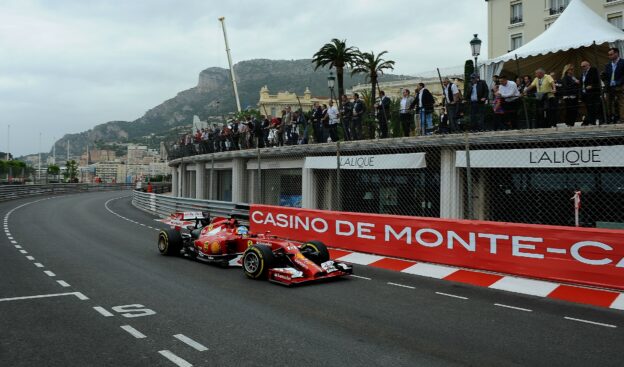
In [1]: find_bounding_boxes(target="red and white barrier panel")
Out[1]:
[249,205,624,291]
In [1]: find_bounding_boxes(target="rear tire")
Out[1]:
[300,240,330,265]
[158,229,182,256]
[243,245,274,279]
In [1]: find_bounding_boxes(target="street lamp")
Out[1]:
[327,71,336,101]
[470,33,482,74]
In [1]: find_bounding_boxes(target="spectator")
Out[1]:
[604,47,624,123]
[416,83,435,135]
[442,78,461,133]
[312,102,324,144]
[522,75,534,97]
[524,68,557,128]
[496,75,520,130]
[398,89,414,137]
[438,107,449,134]
[341,95,353,141]
[327,100,339,142]
[320,104,329,142]
[295,109,308,144]
[376,90,391,138]
[580,60,603,125]
[561,64,580,127]
[468,73,489,131]
[254,115,265,148]
[352,93,365,140]
[283,106,294,144]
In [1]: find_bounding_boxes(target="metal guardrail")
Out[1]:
[132,190,250,222]
[0,183,134,203]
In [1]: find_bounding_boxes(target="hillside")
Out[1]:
[49,59,407,158]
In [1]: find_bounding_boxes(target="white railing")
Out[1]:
[132,190,250,220]
[0,183,133,203]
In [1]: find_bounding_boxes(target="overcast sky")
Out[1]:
[0,0,487,157]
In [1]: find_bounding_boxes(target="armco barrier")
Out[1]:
[249,205,624,291]
[0,183,133,202]
[132,190,250,220]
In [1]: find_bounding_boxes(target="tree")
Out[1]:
[312,38,359,101]
[63,160,78,183]
[48,164,60,182]
[351,50,395,114]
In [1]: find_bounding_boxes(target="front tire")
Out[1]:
[300,240,330,265]
[243,245,274,279]
[158,229,182,256]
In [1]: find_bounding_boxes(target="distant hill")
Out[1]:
[47,59,408,159]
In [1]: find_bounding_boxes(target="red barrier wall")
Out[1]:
[249,205,624,291]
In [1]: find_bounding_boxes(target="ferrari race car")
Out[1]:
[156,211,353,285]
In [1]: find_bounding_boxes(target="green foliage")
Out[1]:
[233,109,261,121]
[464,59,474,101]
[312,39,360,100]
[63,160,78,183]
[47,164,60,175]
[351,50,395,113]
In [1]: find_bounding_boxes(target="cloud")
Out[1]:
[0,0,486,157]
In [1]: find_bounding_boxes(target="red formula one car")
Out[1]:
[156,212,353,285]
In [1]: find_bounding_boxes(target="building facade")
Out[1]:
[168,125,624,229]
[487,0,624,58]
[257,86,327,117]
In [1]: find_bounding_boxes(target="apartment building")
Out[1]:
[487,0,624,58]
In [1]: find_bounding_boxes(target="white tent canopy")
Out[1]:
[482,0,624,81]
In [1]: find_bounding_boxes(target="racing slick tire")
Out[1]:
[243,244,275,279]
[158,229,183,256]
[300,240,330,265]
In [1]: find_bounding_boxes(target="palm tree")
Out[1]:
[312,39,359,101]
[350,50,395,111]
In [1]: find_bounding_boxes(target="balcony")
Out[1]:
[549,6,567,15]
[510,16,523,24]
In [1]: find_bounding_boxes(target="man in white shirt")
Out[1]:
[398,89,415,137]
[496,75,521,129]
[442,78,461,133]
[327,99,340,142]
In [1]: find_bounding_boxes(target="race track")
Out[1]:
[1,191,623,367]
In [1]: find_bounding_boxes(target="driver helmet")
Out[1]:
[236,226,249,236]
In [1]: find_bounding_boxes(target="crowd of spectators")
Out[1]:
[169,48,623,158]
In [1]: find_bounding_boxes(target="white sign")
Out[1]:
[455,145,624,168]
[304,153,426,170]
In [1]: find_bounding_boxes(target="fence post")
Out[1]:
[335,141,341,211]
[209,154,215,200]
[465,131,473,220]
[256,147,262,204]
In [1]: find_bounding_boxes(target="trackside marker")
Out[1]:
[564,317,617,328]
[0,292,88,302]
[34,263,44,268]
[93,306,114,317]
[174,334,209,351]
[158,350,193,367]
[26,256,34,260]
[56,280,71,287]
[44,270,56,277]
[494,303,532,312]
[19,250,27,254]
[121,325,147,339]
[387,282,415,290]
[14,245,21,248]
[610,294,624,311]
[436,292,468,300]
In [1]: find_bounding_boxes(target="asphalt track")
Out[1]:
[0,191,623,367]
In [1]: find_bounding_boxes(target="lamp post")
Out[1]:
[470,34,482,74]
[327,71,336,101]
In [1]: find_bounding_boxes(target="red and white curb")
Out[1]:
[328,248,624,311]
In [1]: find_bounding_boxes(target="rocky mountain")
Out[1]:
[50,59,407,159]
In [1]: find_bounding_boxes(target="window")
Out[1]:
[510,33,523,51]
[549,0,570,15]
[510,2,523,24]
[608,13,623,30]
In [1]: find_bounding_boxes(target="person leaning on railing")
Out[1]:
[524,68,557,128]
[561,64,580,127]
[495,75,520,130]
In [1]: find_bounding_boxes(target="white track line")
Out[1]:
[93,306,114,317]
[26,256,34,261]
[349,274,372,280]
[387,282,415,290]
[120,325,147,339]
[14,245,22,248]
[564,317,617,328]
[158,350,193,367]
[494,303,532,312]
[0,292,88,302]
[56,280,71,287]
[174,334,208,351]
[34,263,44,268]
[44,270,56,277]
[435,292,468,300]
[19,250,28,254]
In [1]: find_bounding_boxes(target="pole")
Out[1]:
[256,147,261,203]
[38,132,41,183]
[53,137,56,164]
[465,132,473,220]
[515,54,531,129]
[67,140,70,162]
[335,141,341,211]
[218,17,242,113]
[474,57,478,77]
[6,124,10,160]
